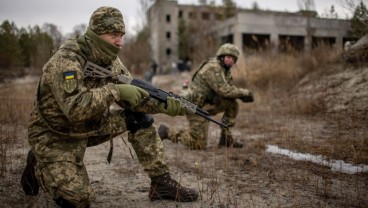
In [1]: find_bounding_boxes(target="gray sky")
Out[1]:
[0,0,352,36]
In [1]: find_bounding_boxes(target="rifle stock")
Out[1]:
[83,61,227,129]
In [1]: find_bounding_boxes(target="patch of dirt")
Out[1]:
[0,65,367,207]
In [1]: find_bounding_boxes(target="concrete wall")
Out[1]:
[216,10,350,53]
[148,2,351,70]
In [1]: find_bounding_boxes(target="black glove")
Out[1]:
[240,92,254,103]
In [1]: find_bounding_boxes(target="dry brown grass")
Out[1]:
[234,45,342,92]
[0,83,34,181]
[0,83,35,208]
[234,53,303,90]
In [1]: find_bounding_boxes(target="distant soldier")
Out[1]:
[20,6,198,207]
[144,60,158,83]
[158,43,254,150]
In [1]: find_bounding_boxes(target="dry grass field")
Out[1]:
[0,48,367,207]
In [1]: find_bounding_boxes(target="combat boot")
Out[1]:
[158,124,169,140]
[218,130,243,148]
[20,150,39,195]
[149,173,199,202]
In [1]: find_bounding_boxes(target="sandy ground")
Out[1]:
[1,66,367,208]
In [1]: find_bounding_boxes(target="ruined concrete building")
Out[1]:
[147,0,351,72]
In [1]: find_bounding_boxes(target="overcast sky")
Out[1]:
[0,0,352,36]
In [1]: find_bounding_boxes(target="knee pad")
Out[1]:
[125,110,154,134]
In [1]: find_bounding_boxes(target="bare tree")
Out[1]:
[321,5,339,18]
[298,0,316,11]
[133,0,154,33]
[71,24,87,37]
[251,2,260,11]
[118,0,153,75]
[337,0,368,12]
[221,0,237,18]
[42,23,63,48]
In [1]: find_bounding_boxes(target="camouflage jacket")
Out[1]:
[189,58,247,108]
[28,38,160,139]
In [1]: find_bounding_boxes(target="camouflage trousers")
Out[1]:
[167,98,239,149]
[32,111,169,206]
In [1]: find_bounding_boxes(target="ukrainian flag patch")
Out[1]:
[64,71,76,80]
[63,71,78,95]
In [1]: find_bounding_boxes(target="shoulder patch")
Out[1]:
[63,71,78,94]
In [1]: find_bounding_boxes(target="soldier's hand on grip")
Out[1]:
[115,84,149,106]
[159,97,186,116]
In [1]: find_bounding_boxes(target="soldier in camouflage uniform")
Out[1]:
[159,43,254,150]
[20,6,198,207]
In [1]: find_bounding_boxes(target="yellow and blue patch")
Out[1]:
[64,71,76,80]
[63,71,78,95]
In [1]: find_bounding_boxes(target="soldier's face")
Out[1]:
[99,32,124,49]
[223,55,236,67]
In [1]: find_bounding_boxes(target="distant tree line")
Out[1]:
[0,20,55,75]
[0,19,150,78]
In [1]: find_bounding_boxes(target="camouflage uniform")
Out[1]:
[27,7,169,206]
[164,44,252,150]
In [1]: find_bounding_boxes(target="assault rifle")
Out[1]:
[83,61,227,129]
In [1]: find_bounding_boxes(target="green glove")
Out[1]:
[159,97,186,116]
[115,84,149,106]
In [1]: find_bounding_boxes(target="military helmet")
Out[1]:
[216,43,239,60]
[89,6,125,35]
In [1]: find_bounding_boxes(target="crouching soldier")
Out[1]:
[21,6,198,207]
